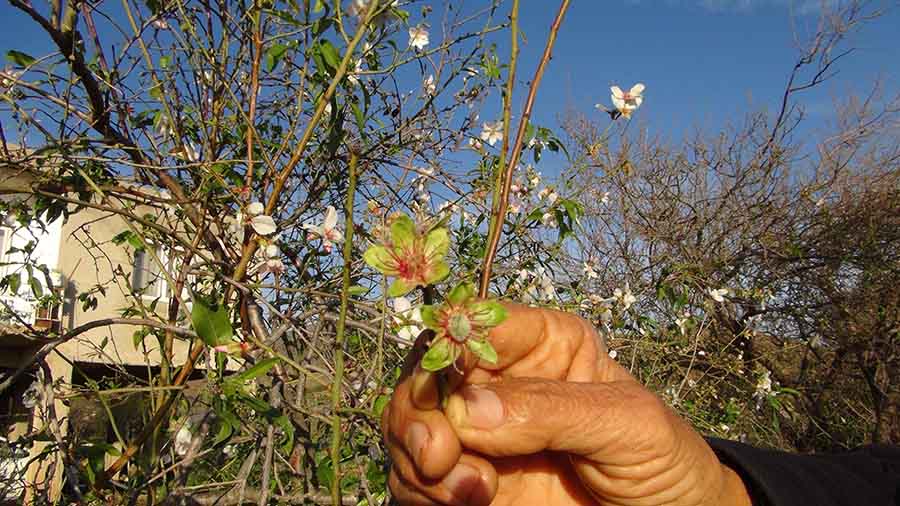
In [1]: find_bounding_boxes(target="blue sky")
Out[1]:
[1,0,897,147]
[507,0,900,143]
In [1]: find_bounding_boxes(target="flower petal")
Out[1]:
[363,245,398,275]
[247,202,265,216]
[323,206,339,229]
[630,83,645,96]
[610,86,624,99]
[611,94,626,111]
[250,215,277,236]
[393,296,412,314]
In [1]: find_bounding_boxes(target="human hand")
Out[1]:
[381,303,752,506]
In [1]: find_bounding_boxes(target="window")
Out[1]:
[132,246,192,303]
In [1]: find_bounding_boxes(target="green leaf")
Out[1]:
[159,55,171,69]
[6,50,35,67]
[466,339,498,364]
[470,301,507,327]
[347,285,368,296]
[266,43,289,72]
[318,41,341,71]
[133,328,149,349]
[29,275,43,298]
[447,282,475,305]
[231,357,279,383]
[373,394,390,418]
[362,245,396,274]
[421,338,454,372]
[4,272,21,294]
[390,215,416,250]
[191,296,234,347]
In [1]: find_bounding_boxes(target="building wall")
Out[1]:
[55,206,193,367]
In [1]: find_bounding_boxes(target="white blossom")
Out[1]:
[152,18,169,30]
[609,83,645,119]
[408,26,430,50]
[583,261,599,279]
[613,284,637,311]
[708,287,730,303]
[608,349,618,360]
[480,121,503,147]
[303,206,343,253]
[174,425,192,456]
[541,211,557,228]
[393,297,423,347]
[423,74,436,95]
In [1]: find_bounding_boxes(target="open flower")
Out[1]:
[583,261,599,279]
[363,214,450,297]
[480,121,503,146]
[419,282,506,371]
[229,202,277,243]
[610,83,645,119]
[259,243,285,275]
[174,424,192,456]
[423,74,436,95]
[303,206,343,253]
[393,296,423,346]
[708,287,730,303]
[613,283,636,311]
[408,26,430,50]
[245,201,277,236]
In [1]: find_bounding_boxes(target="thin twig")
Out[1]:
[479,0,571,297]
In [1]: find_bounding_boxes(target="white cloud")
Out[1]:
[625,0,843,14]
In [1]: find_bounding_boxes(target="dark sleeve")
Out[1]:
[706,437,900,506]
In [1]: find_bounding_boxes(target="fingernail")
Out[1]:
[462,387,504,429]
[443,464,490,506]
[405,422,430,464]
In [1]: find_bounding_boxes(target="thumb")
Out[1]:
[445,377,674,462]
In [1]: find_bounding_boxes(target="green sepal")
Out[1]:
[363,245,396,274]
[447,282,476,305]
[470,300,507,327]
[425,260,450,285]
[390,215,417,250]
[387,277,416,297]
[421,337,455,372]
[466,339,498,365]
[420,305,440,329]
[423,227,450,261]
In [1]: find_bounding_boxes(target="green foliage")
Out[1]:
[190,295,234,347]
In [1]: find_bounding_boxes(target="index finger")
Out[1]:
[458,303,608,385]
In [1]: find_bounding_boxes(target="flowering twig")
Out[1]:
[479,0,572,298]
